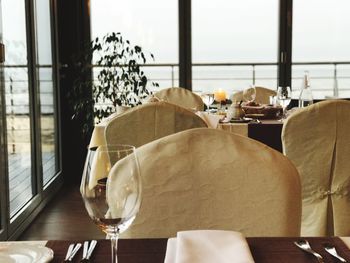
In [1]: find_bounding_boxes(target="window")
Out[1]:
[90,0,179,89]
[3,0,33,218]
[192,0,279,96]
[34,0,59,186]
[0,0,61,240]
[292,0,350,99]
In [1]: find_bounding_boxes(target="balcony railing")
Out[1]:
[132,61,350,98]
[4,61,350,116]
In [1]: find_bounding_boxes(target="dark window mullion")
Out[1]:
[25,0,43,196]
[0,0,9,241]
[49,0,61,176]
[278,0,293,89]
[179,0,192,90]
[0,46,9,240]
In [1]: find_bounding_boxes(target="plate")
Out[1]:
[229,118,252,123]
[244,113,265,118]
[0,243,54,263]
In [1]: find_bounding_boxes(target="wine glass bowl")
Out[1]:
[276,86,292,120]
[81,144,142,263]
[243,86,257,103]
[200,93,215,113]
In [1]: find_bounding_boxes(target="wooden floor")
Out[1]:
[19,184,105,241]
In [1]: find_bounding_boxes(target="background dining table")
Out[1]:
[40,237,350,262]
[91,117,284,152]
[219,119,283,152]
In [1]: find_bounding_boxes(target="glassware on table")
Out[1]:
[298,71,314,108]
[243,85,257,103]
[200,92,215,113]
[81,144,142,263]
[277,86,292,120]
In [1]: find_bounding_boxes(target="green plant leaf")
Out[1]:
[68,31,159,135]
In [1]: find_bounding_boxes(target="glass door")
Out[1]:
[0,0,61,240]
[3,0,35,220]
[34,0,59,187]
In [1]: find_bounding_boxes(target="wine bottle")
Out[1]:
[298,71,314,108]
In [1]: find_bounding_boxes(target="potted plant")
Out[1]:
[69,32,159,135]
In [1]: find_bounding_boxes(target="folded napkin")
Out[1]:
[196,112,223,128]
[164,230,254,263]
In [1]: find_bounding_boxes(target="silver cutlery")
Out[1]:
[80,240,98,262]
[324,243,347,262]
[63,242,82,262]
[294,239,324,263]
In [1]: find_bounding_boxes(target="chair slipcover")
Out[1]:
[154,87,204,111]
[111,128,301,238]
[232,86,277,104]
[105,101,207,148]
[282,100,350,236]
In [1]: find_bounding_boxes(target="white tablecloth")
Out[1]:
[88,113,249,148]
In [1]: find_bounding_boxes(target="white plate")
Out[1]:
[0,243,54,263]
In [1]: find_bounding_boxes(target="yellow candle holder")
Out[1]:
[214,89,227,102]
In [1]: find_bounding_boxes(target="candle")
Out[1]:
[214,89,227,102]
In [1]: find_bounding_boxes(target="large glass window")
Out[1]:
[3,0,34,218]
[292,0,350,99]
[192,0,279,96]
[34,0,58,186]
[90,0,179,89]
[0,0,61,240]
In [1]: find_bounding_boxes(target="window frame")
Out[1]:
[179,0,292,91]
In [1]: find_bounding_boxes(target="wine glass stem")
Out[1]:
[283,107,287,119]
[110,234,119,263]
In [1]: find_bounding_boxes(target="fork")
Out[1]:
[63,243,82,262]
[80,240,98,262]
[324,243,347,262]
[294,239,324,263]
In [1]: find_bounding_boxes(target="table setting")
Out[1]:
[3,236,350,262]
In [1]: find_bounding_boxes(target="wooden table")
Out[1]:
[45,237,350,262]
[90,114,284,152]
[219,120,283,152]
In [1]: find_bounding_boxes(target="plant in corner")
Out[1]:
[69,32,159,136]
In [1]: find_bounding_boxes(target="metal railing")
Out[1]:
[4,61,350,113]
[140,61,350,95]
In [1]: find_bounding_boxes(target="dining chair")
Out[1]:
[104,101,207,148]
[232,86,276,104]
[153,87,204,111]
[282,100,350,236]
[112,128,301,238]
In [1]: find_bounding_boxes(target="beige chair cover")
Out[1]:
[232,86,277,104]
[105,101,207,148]
[113,128,301,238]
[154,87,204,111]
[282,100,350,236]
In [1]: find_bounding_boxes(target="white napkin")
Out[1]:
[196,112,223,128]
[164,230,255,263]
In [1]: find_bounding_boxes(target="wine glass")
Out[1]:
[200,92,215,113]
[243,85,257,103]
[277,86,292,120]
[81,144,142,263]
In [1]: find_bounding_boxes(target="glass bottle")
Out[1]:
[298,71,314,108]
